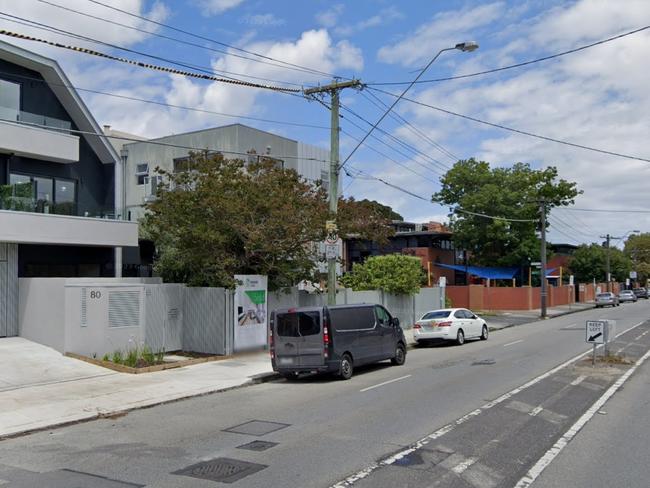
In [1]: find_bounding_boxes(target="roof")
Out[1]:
[0,41,120,165]
[141,123,299,145]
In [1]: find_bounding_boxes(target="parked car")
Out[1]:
[632,287,649,299]
[270,304,406,380]
[618,290,638,303]
[595,292,619,307]
[413,308,488,346]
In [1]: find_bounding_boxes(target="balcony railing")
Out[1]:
[0,106,72,132]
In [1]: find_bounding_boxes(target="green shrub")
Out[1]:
[445,296,453,308]
[155,348,165,363]
[102,353,110,362]
[111,350,123,364]
[141,345,155,365]
[124,347,139,368]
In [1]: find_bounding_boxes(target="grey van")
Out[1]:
[270,304,406,380]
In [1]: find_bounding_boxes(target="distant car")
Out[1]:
[632,287,649,299]
[618,290,638,303]
[595,292,619,308]
[413,308,488,346]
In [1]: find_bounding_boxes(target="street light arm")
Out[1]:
[340,46,463,170]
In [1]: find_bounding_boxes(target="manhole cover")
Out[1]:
[471,359,496,366]
[224,420,290,436]
[173,457,267,483]
[237,440,278,452]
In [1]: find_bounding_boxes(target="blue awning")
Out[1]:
[435,263,518,280]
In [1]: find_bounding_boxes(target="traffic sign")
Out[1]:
[630,271,637,279]
[325,244,339,259]
[586,320,606,344]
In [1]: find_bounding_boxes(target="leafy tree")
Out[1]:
[569,243,632,283]
[432,159,580,266]
[624,233,650,283]
[142,152,395,289]
[340,198,403,222]
[340,254,425,295]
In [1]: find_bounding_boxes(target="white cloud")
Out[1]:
[334,7,404,37]
[241,13,285,27]
[377,2,504,66]
[316,4,344,28]
[195,0,245,16]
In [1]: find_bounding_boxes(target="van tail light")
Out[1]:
[413,323,422,329]
[269,327,275,359]
[323,314,330,358]
[437,321,452,327]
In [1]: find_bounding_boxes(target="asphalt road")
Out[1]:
[0,301,649,488]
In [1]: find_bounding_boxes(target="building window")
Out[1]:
[135,163,149,185]
[173,156,193,173]
[5,174,76,214]
[54,179,76,214]
[0,79,20,121]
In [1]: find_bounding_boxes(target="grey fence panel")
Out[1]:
[414,287,443,323]
[382,293,414,329]
[183,287,231,355]
[268,288,300,312]
[5,244,18,337]
[143,284,184,353]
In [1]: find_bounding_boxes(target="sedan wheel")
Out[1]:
[456,329,465,346]
[480,325,488,341]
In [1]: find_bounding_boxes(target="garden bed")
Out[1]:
[66,351,233,374]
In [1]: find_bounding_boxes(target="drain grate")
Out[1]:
[237,440,278,452]
[173,457,267,483]
[471,359,496,366]
[223,420,290,436]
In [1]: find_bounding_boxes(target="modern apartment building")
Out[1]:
[0,41,138,337]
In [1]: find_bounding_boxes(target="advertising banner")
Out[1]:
[233,275,268,352]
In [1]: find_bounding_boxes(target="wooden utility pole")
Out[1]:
[304,80,362,305]
[540,200,547,318]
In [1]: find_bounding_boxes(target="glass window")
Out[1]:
[454,310,466,319]
[421,311,451,320]
[55,179,75,202]
[34,177,53,202]
[330,306,376,331]
[0,79,20,114]
[375,306,391,326]
[276,311,321,337]
[298,312,321,337]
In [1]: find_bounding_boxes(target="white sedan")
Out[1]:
[413,308,488,346]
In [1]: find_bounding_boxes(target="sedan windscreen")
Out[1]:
[421,311,452,320]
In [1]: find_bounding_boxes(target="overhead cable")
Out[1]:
[367,25,650,86]
[0,29,302,93]
[368,87,650,164]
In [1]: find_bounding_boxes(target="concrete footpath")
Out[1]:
[0,302,594,439]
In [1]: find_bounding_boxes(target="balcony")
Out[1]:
[0,107,78,163]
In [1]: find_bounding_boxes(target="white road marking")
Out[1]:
[514,348,650,488]
[359,375,411,393]
[503,340,524,347]
[331,319,648,488]
[451,457,478,475]
[529,406,543,417]
[570,375,587,386]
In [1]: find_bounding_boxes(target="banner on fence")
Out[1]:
[234,275,268,351]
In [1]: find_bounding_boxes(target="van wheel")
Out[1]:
[391,344,406,365]
[456,329,465,346]
[339,354,353,380]
[480,325,488,341]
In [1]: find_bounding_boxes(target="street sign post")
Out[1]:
[586,320,606,366]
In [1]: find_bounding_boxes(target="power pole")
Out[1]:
[600,234,611,292]
[305,79,362,305]
[540,199,547,318]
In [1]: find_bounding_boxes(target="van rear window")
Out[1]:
[276,312,321,337]
[330,307,375,331]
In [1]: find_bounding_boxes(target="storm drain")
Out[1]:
[237,440,278,452]
[471,359,496,366]
[223,420,290,436]
[173,457,267,483]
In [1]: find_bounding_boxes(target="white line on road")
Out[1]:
[529,406,544,417]
[514,348,650,488]
[331,319,648,488]
[570,375,587,386]
[504,340,524,347]
[359,375,412,393]
[451,457,477,474]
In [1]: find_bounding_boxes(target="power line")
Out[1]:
[561,207,650,214]
[83,0,341,80]
[2,117,331,163]
[547,221,583,245]
[367,25,650,86]
[549,214,597,239]
[553,207,601,236]
[0,29,301,93]
[454,207,537,223]
[0,69,329,131]
[33,0,310,87]
[369,87,650,164]
[0,14,305,91]
[362,89,458,162]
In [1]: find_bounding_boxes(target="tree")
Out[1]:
[569,243,632,283]
[141,152,396,289]
[432,159,581,267]
[625,233,650,283]
[340,254,425,295]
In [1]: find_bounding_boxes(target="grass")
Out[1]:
[103,345,166,368]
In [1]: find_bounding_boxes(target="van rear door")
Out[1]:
[275,309,324,368]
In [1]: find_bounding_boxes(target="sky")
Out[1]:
[0,0,649,249]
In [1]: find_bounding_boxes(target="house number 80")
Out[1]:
[90,290,101,299]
